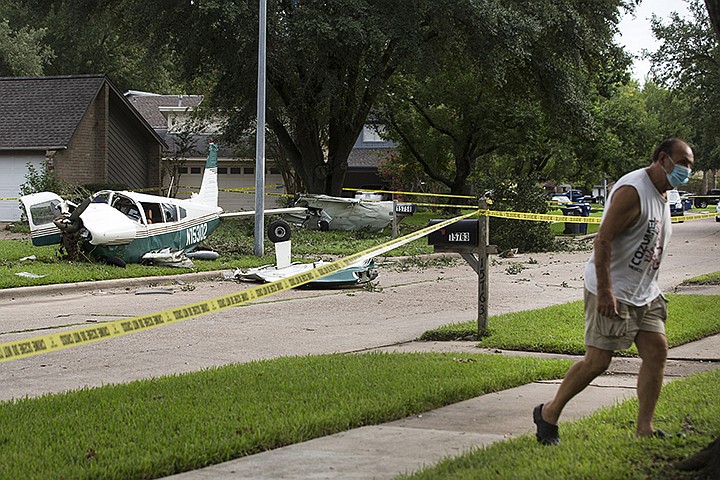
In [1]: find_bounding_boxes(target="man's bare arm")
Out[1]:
[593,185,640,317]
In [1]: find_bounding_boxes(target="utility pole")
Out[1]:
[254,0,267,256]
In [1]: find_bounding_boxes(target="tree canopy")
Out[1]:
[2,0,713,198]
[0,18,52,76]
[378,0,632,198]
[0,0,181,92]
[649,0,720,174]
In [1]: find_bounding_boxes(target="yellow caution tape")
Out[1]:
[0,210,479,363]
[670,212,718,222]
[405,202,478,209]
[2,201,715,363]
[483,210,601,224]
[341,187,476,200]
[0,197,19,201]
[483,209,716,224]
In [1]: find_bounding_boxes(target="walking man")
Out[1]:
[534,137,694,445]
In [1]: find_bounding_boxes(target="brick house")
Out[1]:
[0,75,165,221]
[126,92,396,211]
[126,92,289,212]
[345,123,395,195]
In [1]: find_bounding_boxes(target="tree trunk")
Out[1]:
[706,1,720,39]
[676,435,720,478]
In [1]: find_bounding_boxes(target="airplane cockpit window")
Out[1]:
[178,207,187,220]
[92,191,112,204]
[29,200,62,226]
[161,204,177,222]
[111,195,141,222]
[141,203,162,225]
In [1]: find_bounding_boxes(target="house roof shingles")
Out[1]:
[126,94,203,129]
[0,75,107,150]
[347,148,391,168]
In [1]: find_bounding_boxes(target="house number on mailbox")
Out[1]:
[448,232,471,242]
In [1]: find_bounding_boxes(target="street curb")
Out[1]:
[0,270,227,301]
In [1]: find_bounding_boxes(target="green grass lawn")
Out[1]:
[420,294,720,355]
[2,291,718,479]
[0,352,571,479]
[2,207,594,290]
[400,368,720,480]
[0,215,438,289]
[4,212,718,479]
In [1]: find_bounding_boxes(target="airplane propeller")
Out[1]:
[53,196,92,234]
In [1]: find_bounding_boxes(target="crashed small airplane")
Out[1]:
[19,141,303,267]
[282,193,408,232]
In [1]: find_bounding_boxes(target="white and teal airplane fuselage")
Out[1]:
[19,142,271,265]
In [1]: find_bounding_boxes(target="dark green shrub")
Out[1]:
[488,179,554,252]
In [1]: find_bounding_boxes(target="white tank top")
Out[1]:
[584,168,671,306]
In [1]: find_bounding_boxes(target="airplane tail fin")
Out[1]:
[189,140,219,208]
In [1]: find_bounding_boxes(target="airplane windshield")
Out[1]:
[29,200,62,226]
[92,191,112,204]
[111,195,142,223]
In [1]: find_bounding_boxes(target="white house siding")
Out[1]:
[0,153,44,221]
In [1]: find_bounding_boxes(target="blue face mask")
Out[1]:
[665,156,691,187]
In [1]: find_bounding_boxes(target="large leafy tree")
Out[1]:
[566,81,664,186]
[0,19,52,76]
[147,0,610,196]
[377,0,631,199]
[649,0,720,179]
[0,0,52,76]
[1,0,180,92]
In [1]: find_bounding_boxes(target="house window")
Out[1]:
[230,167,242,174]
[244,167,254,174]
[218,167,228,174]
[178,167,189,174]
[269,167,281,174]
[190,167,202,174]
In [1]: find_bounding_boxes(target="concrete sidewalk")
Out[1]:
[166,333,720,480]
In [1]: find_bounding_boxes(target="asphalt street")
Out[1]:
[1,216,719,403]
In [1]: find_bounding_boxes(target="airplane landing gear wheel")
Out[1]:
[105,256,127,268]
[268,220,292,243]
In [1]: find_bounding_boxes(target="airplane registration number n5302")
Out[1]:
[186,223,208,246]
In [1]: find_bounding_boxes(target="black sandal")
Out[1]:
[533,404,560,446]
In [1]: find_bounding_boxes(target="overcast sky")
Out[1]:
[616,0,691,82]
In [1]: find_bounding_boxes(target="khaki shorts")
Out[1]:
[584,289,667,351]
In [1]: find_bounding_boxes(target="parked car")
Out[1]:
[716,203,720,222]
[677,191,694,210]
[693,189,720,208]
[667,189,684,217]
[581,194,604,204]
[551,189,584,203]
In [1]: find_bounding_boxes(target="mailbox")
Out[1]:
[427,219,479,247]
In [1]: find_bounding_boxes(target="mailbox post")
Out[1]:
[392,201,416,239]
[427,208,496,333]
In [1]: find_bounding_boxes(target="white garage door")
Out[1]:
[0,154,44,221]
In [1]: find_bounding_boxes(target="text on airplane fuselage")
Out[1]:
[185,223,209,246]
